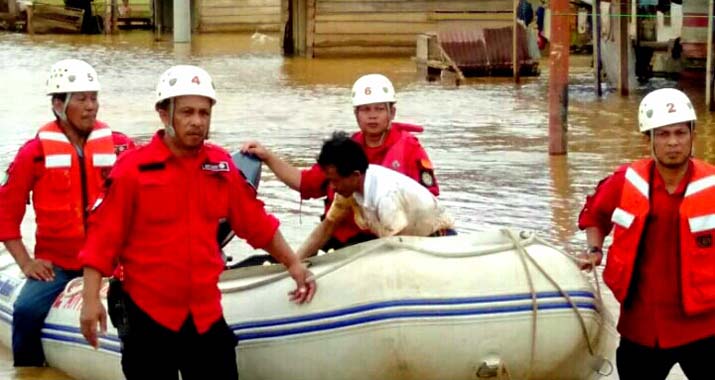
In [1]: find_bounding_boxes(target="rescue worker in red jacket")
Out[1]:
[578,88,715,379]
[0,59,134,367]
[78,65,316,380]
[242,73,439,251]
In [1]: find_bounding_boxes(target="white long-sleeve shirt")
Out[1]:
[326,164,453,237]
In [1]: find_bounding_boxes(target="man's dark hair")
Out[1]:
[156,98,171,111]
[317,131,368,176]
[51,93,67,103]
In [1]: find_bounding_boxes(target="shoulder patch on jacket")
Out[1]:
[417,158,435,187]
[420,170,435,187]
[138,162,166,172]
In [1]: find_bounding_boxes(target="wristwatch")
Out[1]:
[588,246,603,255]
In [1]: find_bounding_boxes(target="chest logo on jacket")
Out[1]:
[202,161,229,172]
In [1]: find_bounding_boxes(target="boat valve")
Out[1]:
[476,357,502,378]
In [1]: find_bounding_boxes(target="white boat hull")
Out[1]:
[0,230,618,380]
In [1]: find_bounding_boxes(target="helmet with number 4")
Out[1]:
[638,88,696,133]
[351,74,396,107]
[46,59,101,95]
[155,65,217,105]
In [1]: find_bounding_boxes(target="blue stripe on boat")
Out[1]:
[235,302,597,341]
[44,323,121,343]
[10,291,596,348]
[41,332,121,354]
[232,290,595,330]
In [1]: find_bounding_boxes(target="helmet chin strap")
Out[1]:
[650,129,655,159]
[165,98,176,138]
[53,93,88,139]
[381,102,392,144]
[690,122,695,157]
[52,93,73,125]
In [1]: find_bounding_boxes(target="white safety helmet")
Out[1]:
[46,59,101,95]
[351,74,396,107]
[638,88,696,133]
[155,65,217,106]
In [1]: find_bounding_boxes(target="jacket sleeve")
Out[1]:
[325,194,353,223]
[227,167,280,250]
[578,170,626,236]
[0,140,39,241]
[79,159,136,276]
[299,163,329,200]
[408,138,440,196]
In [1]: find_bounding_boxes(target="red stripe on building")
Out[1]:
[683,13,710,28]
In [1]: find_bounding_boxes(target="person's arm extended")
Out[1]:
[296,193,352,258]
[297,219,337,260]
[576,171,623,271]
[79,267,107,349]
[227,162,315,303]
[0,141,55,281]
[241,141,301,191]
[262,231,316,303]
[577,226,606,270]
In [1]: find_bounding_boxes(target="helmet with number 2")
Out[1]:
[46,59,101,95]
[155,65,217,106]
[638,88,696,133]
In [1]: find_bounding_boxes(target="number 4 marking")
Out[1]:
[192,76,201,85]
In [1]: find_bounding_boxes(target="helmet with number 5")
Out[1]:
[638,88,696,133]
[155,65,217,106]
[46,59,101,95]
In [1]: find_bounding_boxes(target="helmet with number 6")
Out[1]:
[351,74,396,107]
[46,59,101,95]
[155,65,217,106]
[638,88,696,133]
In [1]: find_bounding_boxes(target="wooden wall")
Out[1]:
[310,0,515,57]
[198,0,284,32]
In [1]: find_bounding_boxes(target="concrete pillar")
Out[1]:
[707,0,714,110]
[173,0,190,43]
[547,0,570,155]
[512,0,520,82]
[592,0,602,96]
[617,0,629,95]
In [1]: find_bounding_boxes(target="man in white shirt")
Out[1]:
[297,132,455,259]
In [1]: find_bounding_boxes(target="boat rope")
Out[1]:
[220,229,611,378]
[504,230,613,376]
[222,234,540,293]
[559,243,606,305]
[503,230,537,380]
